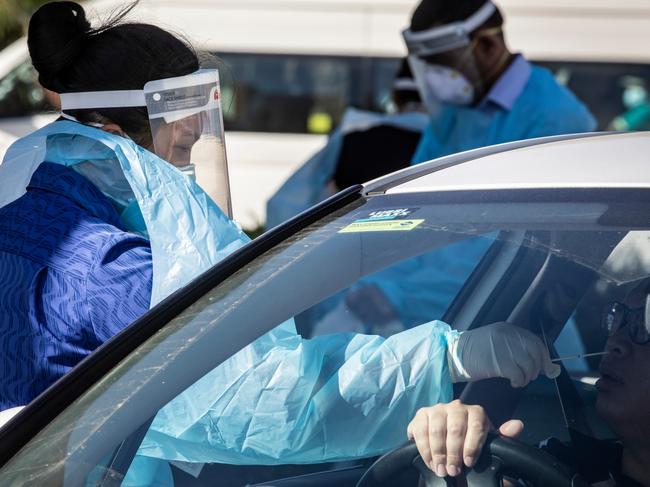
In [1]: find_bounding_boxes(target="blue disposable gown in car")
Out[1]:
[356,62,598,330]
[2,122,459,481]
[139,319,456,465]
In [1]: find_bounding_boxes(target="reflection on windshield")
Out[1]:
[2,192,650,486]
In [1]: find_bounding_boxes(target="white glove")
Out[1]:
[446,322,561,388]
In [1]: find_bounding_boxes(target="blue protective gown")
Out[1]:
[1,122,459,484]
[412,63,596,163]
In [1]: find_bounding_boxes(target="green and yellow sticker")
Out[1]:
[339,219,425,233]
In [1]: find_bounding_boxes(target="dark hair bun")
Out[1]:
[28,1,92,89]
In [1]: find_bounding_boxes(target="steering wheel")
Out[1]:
[356,434,588,487]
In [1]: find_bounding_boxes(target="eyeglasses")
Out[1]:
[601,300,650,345]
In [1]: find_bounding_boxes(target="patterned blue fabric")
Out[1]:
[0,162,152,408]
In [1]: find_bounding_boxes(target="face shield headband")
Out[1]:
[59,69,233,218]
[402,1,497,58]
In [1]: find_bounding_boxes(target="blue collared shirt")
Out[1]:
[478,54,532,111]
[0,163,152,409]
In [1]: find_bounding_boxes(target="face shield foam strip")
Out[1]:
[402,1,496,57]
[60,90,217,124]
[60,90,147,110]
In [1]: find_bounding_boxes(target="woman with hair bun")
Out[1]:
[0,0,247,409]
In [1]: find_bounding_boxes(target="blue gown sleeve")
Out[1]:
[85,233,153,343]
[136,319,456,465]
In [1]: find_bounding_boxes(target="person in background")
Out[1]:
[265,59,428,229]
[404,0,596,163]
[333,61,427,193]
[306,0,599,338]
[608,76,650,132]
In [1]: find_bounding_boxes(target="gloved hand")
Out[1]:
[446,322,561,388]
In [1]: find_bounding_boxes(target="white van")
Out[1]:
[1,0,649,227]
[0,0,414,228]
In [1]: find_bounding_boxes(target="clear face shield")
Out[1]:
[59,69,232,218]
[402,1,496,114]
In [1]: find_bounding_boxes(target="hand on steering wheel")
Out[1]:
[406,400,522,477]
[355,400,586,487]
[355,434,584,487]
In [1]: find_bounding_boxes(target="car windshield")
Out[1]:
[1,188,649,486]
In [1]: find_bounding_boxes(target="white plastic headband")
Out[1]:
[402,1,497,57]
[60,90,146,110]
[59,89,212,124]
[58,69,219,112]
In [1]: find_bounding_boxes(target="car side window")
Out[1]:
[217,53,399,134]
[116,228,499,485]
[540,61,650,131]
[297,233,496,338]
[5,198,579,486]
[508,228,650,447]
[0,61,51,118]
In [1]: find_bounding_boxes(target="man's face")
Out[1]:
[596,283,650,441]
[419,29,506,103]
[421,44,484,94]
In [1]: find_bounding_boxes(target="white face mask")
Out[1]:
[623,85,648,109]
[423,64,475,107]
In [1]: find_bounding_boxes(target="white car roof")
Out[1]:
[365,132,650,195]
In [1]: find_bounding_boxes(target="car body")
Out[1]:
[2,0,650,228]
[0,131,647,485]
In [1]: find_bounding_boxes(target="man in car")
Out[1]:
[408,280,650,486]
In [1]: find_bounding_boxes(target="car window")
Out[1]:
[512,230,650,447]
[0,191,647,486]
[0,53,400,135]
[296,230,495,339]
[539,61,650,130]
[218,53,399,134]
[0,60,51,118]
[3,55,650,134]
